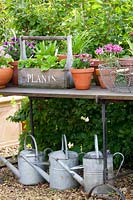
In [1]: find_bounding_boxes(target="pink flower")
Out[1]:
[112,44,123,53]
[0,46,4,51]
[104,44,113,52]
[5,54,12,59]
[95,47,104,55]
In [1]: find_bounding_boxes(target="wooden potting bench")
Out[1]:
[0,86,132,199]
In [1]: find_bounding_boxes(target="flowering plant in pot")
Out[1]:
[2,37,35,85]
[95,43,123,67]
[3,37,35,60]
[70,54,94,90]
[95,43,127,90]
[0,46,14,88]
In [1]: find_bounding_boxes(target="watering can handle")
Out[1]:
[44,148,53,160]
[61,134,68,159]
[113,152,124,176]
[24,134,39,159]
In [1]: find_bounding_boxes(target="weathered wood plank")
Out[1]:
[21,36,68,41]
[18,68,74,89]
[0,87,133,101]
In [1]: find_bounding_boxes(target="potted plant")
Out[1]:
[57,31,92,60]
[2,37,35,85]
[18,54,68,88]
[119,38,133,66]
[0,46,14,88]
[95,43,123,89]
[70,54,94,90]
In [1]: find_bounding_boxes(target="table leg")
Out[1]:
[88,100,125,200]
[0,179,3,184]
[29,97,34,137]
[102,100,108,184]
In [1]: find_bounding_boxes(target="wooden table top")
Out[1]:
[0,86,133,101]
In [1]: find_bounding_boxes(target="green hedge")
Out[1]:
[10,98,132,168]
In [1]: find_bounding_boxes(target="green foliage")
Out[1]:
[126,39,133,56]
[9,98,133,168]
[7,97,29,122]
[18,40,66,70]
[18,55,66,71]
[2,0,133,168]
[1,0,133,56]
[72,31,92,54]
[34,41,57,56]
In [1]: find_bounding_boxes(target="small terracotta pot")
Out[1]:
[9,61,19,86]
[0,67,13,88]
[70,68,94,90]
[57,54,67,61]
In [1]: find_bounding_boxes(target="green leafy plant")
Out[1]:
[0,46,14,68]
[18,55,66,71]
[72,54,92,69]
[34,41,57,56]
[126,39,133,56]
[72,32,92,55]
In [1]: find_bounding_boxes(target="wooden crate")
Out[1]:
[18,68,73,89]
[18,36,74,89]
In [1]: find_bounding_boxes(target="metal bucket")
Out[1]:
[18,134,45,185]
[49,134,79,190]
[83,151,124,194]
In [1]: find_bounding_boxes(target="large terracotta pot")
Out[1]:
[98,67,116,90]
[70,68,94,90]
[118,58,133,86]
[0,67,13,88]
[9,61,19,86]
[95,69,106,89]
[90,59,104,86]
[119,57,133,66]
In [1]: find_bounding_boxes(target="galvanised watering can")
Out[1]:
[21,134,81,190]
[0,134,48,185]
[56,135,124,194]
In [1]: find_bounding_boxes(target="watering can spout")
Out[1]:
[57,159,84,186]
[0,156,20,178]
[21,155,50,183]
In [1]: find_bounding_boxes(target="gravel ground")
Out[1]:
[0,145,132,200]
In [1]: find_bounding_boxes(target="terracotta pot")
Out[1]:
[9,61,19,86]
[95,69,106,89]
[119,57,133,66]
[57,54,67,61]
[98,67,116,90]
[118,58,133,85]
[70,68,94,90]
[0,67,13,88]
[90,59,104,86]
